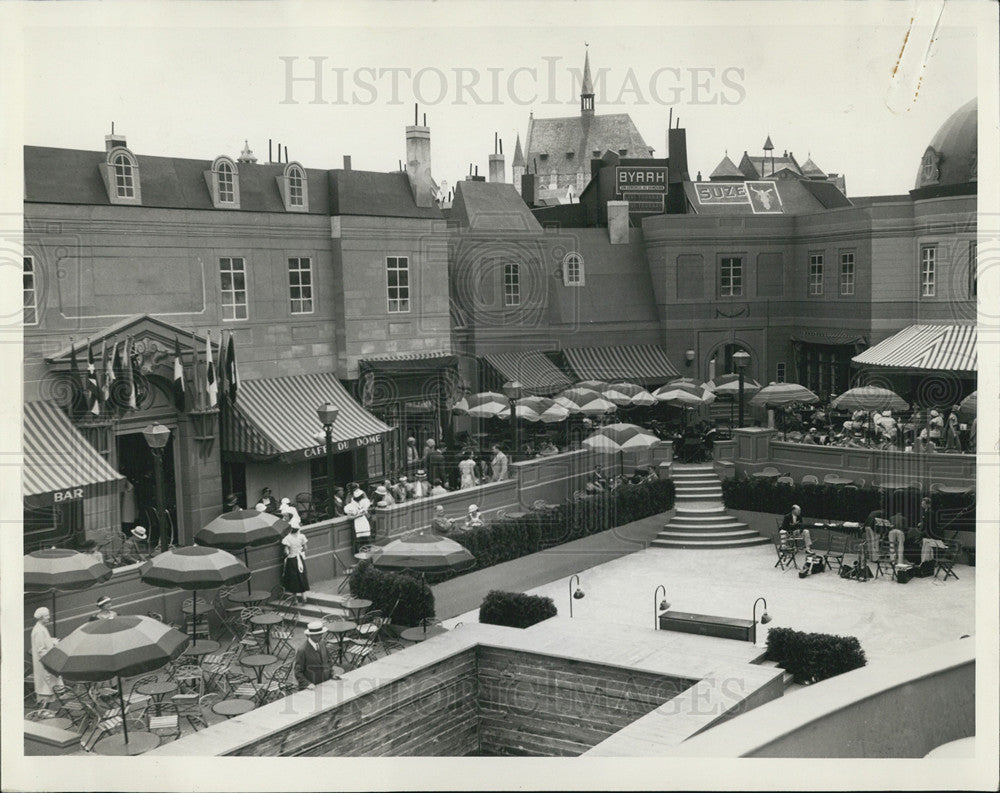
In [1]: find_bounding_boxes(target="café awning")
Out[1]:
[790,330,868,347]
[562,344,680,386]
[221,372,392,463]
[23,401,124,507]
[852,324,977,373]
[359,350,457,373]
[481,350,572,395]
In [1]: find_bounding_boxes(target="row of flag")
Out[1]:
[67,330,239,417]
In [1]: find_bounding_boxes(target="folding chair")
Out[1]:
[935,540,961,581]
[171,691,208,731]
[146,701,183,743]
[255,662,295,706]
[823,533,850,573]
[873,540,898,579]
[772,536,798,570]
[50,685,90,732]
[173,664,204,698]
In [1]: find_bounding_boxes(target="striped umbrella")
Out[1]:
[194,509,287,594]
[957,391,976,420]
[665,377,704,388]
[139,546,250,638]
[830,386,908,413]
[652,382,716,407]
[602,382,657,407]
[371,531,476,574]
[582,423,661,476]
[42,615,189,748]
[706,373,762,396]
[25,548,114,632]
[498,396,570,423]
[554,387,617,416]
[451,391,509,418]
[749,382,820,407]
[575,380,609,391]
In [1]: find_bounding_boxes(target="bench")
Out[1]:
[658,610,755,642]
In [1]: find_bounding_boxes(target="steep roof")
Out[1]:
[581,50,594,95]
[512,133,525,167]
[524,113,653,176]
[799,179,852,209]
[709,154,744,180]
[450,180,541,231]
[738,152,803,180]
[328,169,442,219]
[685,178,851,216]
[24,146,330,213]
[799,157,826,179]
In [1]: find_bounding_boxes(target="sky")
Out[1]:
[12,1,982,198]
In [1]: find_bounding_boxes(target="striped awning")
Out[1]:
[791,330,868,347]
[221,372,392,463]
[562,344,680,386]
[481,351,572,395]
[853,324,977,373]
[23,402,124,507]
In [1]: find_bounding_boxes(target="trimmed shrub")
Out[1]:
[478,590,557,629]
[348,559,435,627]
[764,626,867,684]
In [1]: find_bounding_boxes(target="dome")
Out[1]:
[913,98,976,190]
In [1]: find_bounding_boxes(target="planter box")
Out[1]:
[658,610,754,642]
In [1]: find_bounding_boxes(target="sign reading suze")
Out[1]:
[616,166,668,193]
[695,183,749,204]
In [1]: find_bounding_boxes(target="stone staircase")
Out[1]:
[267,590,353,629]
[651,463,770,549]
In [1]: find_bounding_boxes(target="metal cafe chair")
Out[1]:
[935,541,961,581]
[772,535,798,571]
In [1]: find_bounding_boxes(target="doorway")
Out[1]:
[116,430,178,547]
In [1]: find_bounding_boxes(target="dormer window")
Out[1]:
[277,162,308,212]
[100,146,142,205]
[592,150,601,157]
[566,152,575,159]
[539,153,549,161]
[919,148,941,187]
[206,156,241,209]
[618,148,628,156]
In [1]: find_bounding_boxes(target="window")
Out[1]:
[720,257,743,297]
[839,251,855,295]
[808,253,824,295]
[969,241,977,297]
[220,257,248,320]
[288,257,313,314]
[112,153,135,198]
[386,256,410,313]
[217,161,235,203]
[23,256,37,325]
[288,166,304,206]
[920,246,936,297]
[562,252,585,286]
[776,362,786,383]
[503,263,521,306]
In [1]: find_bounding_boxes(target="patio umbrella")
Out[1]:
[665,377,703,388]
[371,531,476,574]
[194,509,287,594]
[582,423,661,477]
[749,382,819,408]
[957,391,976,420]
[42,615,189,748]
[24,548,114,633]
[498,396,570,423]
[706,373,762,396]
[451,391,509,418]
[575,380,609,391]
[554,387,618,416]
[139,546,250,638]
[830,386,908,413]
[602,382,658,407]
[652,382,716,407]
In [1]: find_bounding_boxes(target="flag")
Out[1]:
[101,339,113,406]
[190,330,203,411]
[123,336,137,409]
[172,336,186,411]
[226,330,239,403]
[205,331,218,408]
[68,338,83,416]
[86,340,101,415]
[217,330,228,406]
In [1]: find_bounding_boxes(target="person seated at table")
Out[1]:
[800,427,819,445]
[391,476,409,503]
[916,496,947,563]
[464,504,485,530]
[430,505,457,534]
[538,440,559,456]
[331,486,346,517]
[430,478,449,496]
[224,492,241,512]
[779,505,813,552]
[521,441,535,458]
[294,622,340,690]
[913,429,937,453]
[373,484,395,508]
[120,526,149,564]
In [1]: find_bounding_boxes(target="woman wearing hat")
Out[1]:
[374,484,395,508]
[411,470,430,499]
[464,504,484,530]
[279,498,302,528]
[281,522,310,604]
[90,595,118,621]
[344,488,372,553]
[944,406,962,452]
[31,607,62,705]
[121,525,149,564]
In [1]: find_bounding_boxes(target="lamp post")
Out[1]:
[502,380,524,458]
[685,349,695,368]
[751,596,772,645]
[733,350,751,428]
[653,585,670,630]
[317,403,340,519]
[142,424,172,553]
[568,574,584,618]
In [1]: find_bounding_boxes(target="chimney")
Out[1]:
[607,201,630,244]
[405,103,435,207]
[105,126,127,153]
[343,155,352,170]
[488,133,505,183]
[520,172,538,207]
[667,124,690,214]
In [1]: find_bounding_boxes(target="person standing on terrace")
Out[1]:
[458,450,477,489]
[491,444,509,482]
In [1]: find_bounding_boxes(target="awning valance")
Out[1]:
[562,344,680,386]
[221,372,392,463]
[359,351,458,374]
[23,402,124,507]
[481,351,572,395]
[791,330,868,347]
[852,324,977,373]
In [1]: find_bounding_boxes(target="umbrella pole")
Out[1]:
[244,548,252,595]
[117,676,130,745]
[51,591,57,635]
[191,590,197,642]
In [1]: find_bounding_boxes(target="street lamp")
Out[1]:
[316,403,340,519]
[751,596,772,645]
[653,584,670,630]
[568,573,584,618]
[502,380,524,457]
[733,350,751,428]
[142,424,172,552]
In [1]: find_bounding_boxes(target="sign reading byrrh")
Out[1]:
[616,166,668,213]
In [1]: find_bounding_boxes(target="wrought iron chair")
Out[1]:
[772,535,798,571]
[935,540,961,581]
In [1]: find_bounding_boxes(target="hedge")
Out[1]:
[348,559,435,627]
[764,626,867,684]
[479,590,557,628]
[452,478,675,572]
[722,478,976,531]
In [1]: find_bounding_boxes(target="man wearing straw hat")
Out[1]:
[294,622,339,690]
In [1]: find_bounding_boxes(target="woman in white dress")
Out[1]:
[31,607,62,706]
[279,498,302,528]
[344,488,372,553]
[281,525,309,603]
[458,450,477,490]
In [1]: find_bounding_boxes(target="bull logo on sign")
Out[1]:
[749,185,774,209]
[746,181,783,214]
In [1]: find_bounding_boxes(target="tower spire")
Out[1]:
[581,45,595,116]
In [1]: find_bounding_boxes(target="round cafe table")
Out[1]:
[341,598,372,621]
[824,476,854,486]
[181,639,221,664]
[228,589,271,606]
[93,731,161,755]
[241,653,278,683]
[135,679,178,703]
[937,485,972,495]
[212,698,256,718]
[250,611,283,654]
[180,598,211,615]
[323,620,356,663]
[400,625,448,643]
